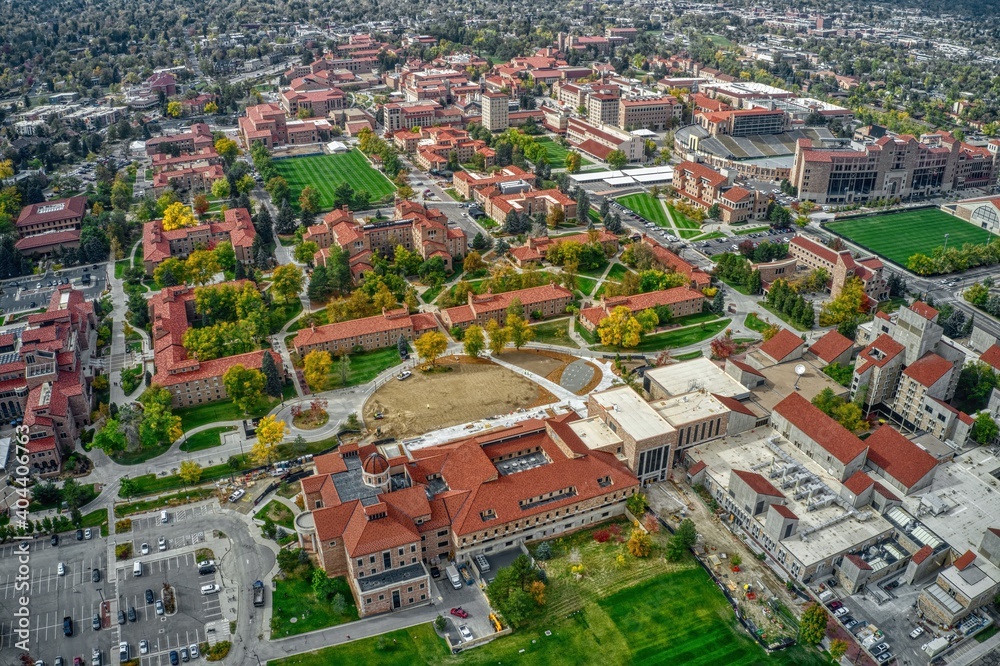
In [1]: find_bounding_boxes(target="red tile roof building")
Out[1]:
[757,328,806,365]
[280,87,346,117]
[238,103,332,149]
[440,284,573,330]
[307,200,466,278]
[772,392,868,481]
[640,236,711,289]
[150,162,225,197]
[8,286,98,476]
[145,123,214,156]
[673,160,769,225]
[451,166,537,200]
[15,195,88,256]
[142,208,256,275]
[292,308,438,358]
[297,414,639,617]
[482,189,578,226]
[864,424,938,494]
[579,287,706,331]
[789,235,888,301]
[808,330,855,366]
[508,230,620,268]
[148,283,285,408]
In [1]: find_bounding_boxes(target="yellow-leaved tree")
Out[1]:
[303,350,332,392]
[250,415,285,466]
[597,306,642,349]
[415,330,448,366]
[161,202,198,231]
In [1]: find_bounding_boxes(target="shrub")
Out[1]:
[593,529,610,543]
[205,641,231,661]
[115,543,132,560]
[535,541,552,560]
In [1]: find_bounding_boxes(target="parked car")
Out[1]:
[51,534,59,546]
[169,651,179,665]
[397,370,412,381]
[875,652,894,664]
[430,566,440,578]
[140,543,150,555]
[459,625,474,642]
[85,528,92,540]
[155,600,164,615]
[180,646,189,662]
[92,568,101,583]
[158,536,167,551]
[140,640,149,655]
[843,618,859,630]
[188,644,200,659]
[127,606,137,622]
[834,607,850,617]
[450,607,469,618]
[872,643,889,655]
[910,626,925,639]
[828,600,843,610]
[76,529,84,541]
[58,562,66,576]
[117,610,125,625]
[145,589,154,604]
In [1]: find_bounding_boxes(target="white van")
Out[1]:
[133,561,142,577]
[200,584,220,595]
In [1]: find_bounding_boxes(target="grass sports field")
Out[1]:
[619,192,669,226]
[270,567,827,666]
[826,208,997,266]
[535,137,591,169]
[273,150,395,210]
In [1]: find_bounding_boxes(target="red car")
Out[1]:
[450,607,469,618]
[828,600,843,610]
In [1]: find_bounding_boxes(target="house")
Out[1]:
[15,195,88,256]
[296,415,639,617]
[148,283,285,408]
[440,284,573,330]
[578,287,706,331]
[292,308,438,357]
[143,208,256,275]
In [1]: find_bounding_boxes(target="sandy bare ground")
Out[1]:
[363,356,557,439]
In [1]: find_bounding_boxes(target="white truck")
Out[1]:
[923,636,950,658]
[446,564,462,590]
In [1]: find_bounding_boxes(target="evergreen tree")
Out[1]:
[261,351,283,398]
[254,206,274,245]
[234,260,247,280]
[275,201,297,234]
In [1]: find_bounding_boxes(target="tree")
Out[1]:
[192,194,210,217]
[486,319,510,355]
[627,529,653,557]
[271,264,304,303]
[463,251,485,274]
[294,240,320,265]
[261,351,283,398]
[415,330,448,365]
[93,418,128,455]
[60,478,88,511]
[972,411,1000,444]
[236,174,256,195]
[667,518,697,561]
[463,324,485,357]
[215,137,240,164]
[798,604,829,646]
[606,149,627,169]
[266,176,290,205]
[710,331,737,359]
[565,151,582,174]
[223,365,265,414]
[597,306,642,349]
[166,101,182,118]
[626,492,647,516]
[211,178,231,200]
[251,415,286,466]
[178,460,203,485]
[471,232,493,252]
[819,276,866,327]
[160,202,198,231]
[505,314,534,350]
[829,639,849,662]
[303,350,332,392]
[298,186,320,214]
[214,241,236,273]
[185,249,221,285]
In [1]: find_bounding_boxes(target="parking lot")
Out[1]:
[433,568,495,648]
[829,582,930,666]
[0,263,107,318]
[117,551,224,665]
[0,533,112,665]
[697,229,797,257]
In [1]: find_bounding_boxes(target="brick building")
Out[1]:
[482,189,578,226]
[451,166,536,200]
[143,208,256,275]
[145,123,215,156]
[238,103,331,148]
[296,415,639,617]
[789,236,888,301]
[672,161,768,225]
[440,284,573,330]
[15,195,88,256]
[148,283,285,408]
[618,96,682,131]
[292,308,438,358]
[578,287,706,331]
[280,88,346,117]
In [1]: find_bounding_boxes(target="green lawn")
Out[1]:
[271,569,828,666]
[269,299,304,334]
[826,208,997,267]
[114,488,217,517]
[175,390,290,432]
[79,508,110,536]
[760,302,812,332]
[606,263,632,282]
[674,350,704,361]
[271,575,358,638]
[530,318,579,348]
[692,231,727,241]
[254,499,295,530]
[114,260,129,279]
[744,312,772,333]
[273,150,396,212]
[110,442,172,466]
[596,318,731,352]
[573,275,599,296]
[574,319,598,345]
[666,202,700,231]
[444,188,465,201]
[321,346,407,390]
[179,426,233,453]
[421,284,444,304]
[535,137,591,169]
[619,193,669,226]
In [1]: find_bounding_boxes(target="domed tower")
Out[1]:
[361,451,390,491]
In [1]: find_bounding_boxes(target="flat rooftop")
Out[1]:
[901,446,1000,556]
[691,430,894,567]
[651,392,730,425]
[645,357,750,399]
[750,356,848,413]
[568,416,623,452]
[590,386,674,440]
[356,562,427,592]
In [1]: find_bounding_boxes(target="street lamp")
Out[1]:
[943,233,950,252]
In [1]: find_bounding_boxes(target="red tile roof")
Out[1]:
[729,358,764,377]
[872,481,900,503]
[845,553,872,571]
[981,344,1000,372]
[293,310,418,352]
[865,425,938,489]
[912,544,934,564]
[954,550,977,571]
[712,393,756,416]
[16,195,87,227]
[808,330,854,364]
[688,460,706,475]
[14,230,81,250]
[903,352,952,388]
[843,470,875,495]
[759,328,804,363]
[770,503,797,520]
[732,470,784,498]
[676,160,727,187]
[856,334,905,375]
[773,392,867,464]
[909,301,939,321]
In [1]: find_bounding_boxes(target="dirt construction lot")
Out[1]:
[364,356,557,438]
[503,349,602,395]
